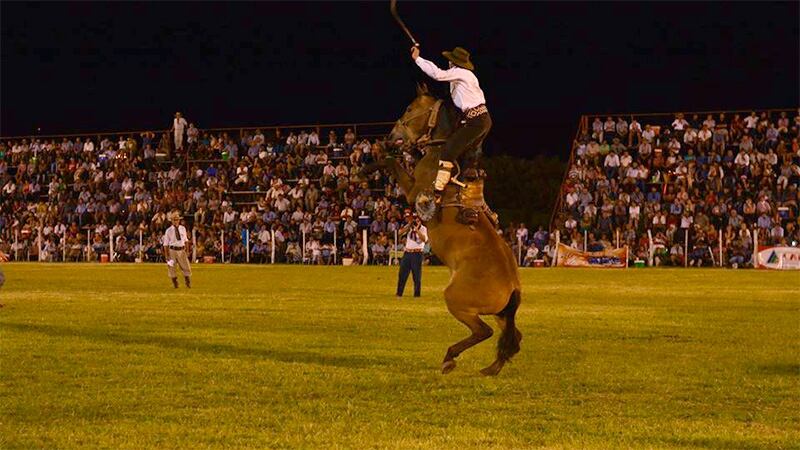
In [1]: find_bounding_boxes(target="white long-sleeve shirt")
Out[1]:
[162,225,189,247]
[404,224,428,251]
[414,56,486,112]
[173,117,187,132]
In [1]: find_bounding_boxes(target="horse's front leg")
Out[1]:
[382,156,417,203]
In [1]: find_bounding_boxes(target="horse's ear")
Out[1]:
[416,82,429,96]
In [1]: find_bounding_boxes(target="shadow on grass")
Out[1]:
[2,322,396,369]
[650,435,778,450]
[756,363,800,376]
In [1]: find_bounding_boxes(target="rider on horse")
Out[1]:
[411,46,492,192]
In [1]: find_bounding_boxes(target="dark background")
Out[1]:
[2,1,798,158]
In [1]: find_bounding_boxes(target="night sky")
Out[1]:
[2,1,798,158]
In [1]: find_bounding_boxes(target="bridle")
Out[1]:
[393,99,447,150]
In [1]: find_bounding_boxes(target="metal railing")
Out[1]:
[0,120,395,142]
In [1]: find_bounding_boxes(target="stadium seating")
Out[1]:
[0,122,420,265]
[550,109,800,267]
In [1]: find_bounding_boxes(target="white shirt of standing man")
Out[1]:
[162,222,189,248]
[403,216,428,251]
[173,113,188,133]
[412,48,485,112]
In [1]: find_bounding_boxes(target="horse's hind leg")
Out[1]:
[480,315,522,376]
[441,311,493,374]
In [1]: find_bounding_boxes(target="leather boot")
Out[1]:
[171,278,179,289]
[184,276,191,288]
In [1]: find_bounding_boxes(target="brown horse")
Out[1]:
[371,83,522,376]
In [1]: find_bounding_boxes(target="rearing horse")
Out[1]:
[371,83,522,376]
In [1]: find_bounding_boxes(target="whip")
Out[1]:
[390,0,419,48]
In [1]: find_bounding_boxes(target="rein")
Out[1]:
[395,99,446,150]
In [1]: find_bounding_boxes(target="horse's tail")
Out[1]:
[497,289,521,362]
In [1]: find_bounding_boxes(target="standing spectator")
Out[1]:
[395,213,427,298]
[162,211,191,288]
[172,112,188,151]
[629,117,642,147]
[515,223,529,245]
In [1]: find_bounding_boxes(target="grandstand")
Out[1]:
[2,109,798,268]
[551,109,800,268]
[0,121,400,265]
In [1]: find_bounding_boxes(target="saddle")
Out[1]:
[437,168,499,228]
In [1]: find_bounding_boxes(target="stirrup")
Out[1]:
[450,177,466,188]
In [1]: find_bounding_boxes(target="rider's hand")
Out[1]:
[410,46,420,60]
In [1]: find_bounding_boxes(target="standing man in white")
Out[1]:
[162,211,192,288]
[411,46,492,192]
[395,212,428,298]
[171,112,188,152]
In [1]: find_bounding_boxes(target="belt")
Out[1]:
[170,246,185,251]
[464,104,488,120]
[405,249,423,253]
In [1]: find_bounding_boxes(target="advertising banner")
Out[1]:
[757,246,800,270]
[555,243,628,268]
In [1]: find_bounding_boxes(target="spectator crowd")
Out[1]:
[555,109,800,267]
[4,109,798,269]
[0,115,434,265]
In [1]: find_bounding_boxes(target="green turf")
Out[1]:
[0,264,798,449]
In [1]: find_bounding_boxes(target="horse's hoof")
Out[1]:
[480,362,502,376]
[441,360,457,374]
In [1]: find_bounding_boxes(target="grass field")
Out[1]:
[0,264,798,449]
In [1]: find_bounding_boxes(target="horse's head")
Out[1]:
[387,82,439,152]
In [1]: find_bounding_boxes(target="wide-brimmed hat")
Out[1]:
[169,211,181,221]
[442,47,474,71]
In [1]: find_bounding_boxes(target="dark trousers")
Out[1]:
[442,112,492,163]
[396,252,423,297]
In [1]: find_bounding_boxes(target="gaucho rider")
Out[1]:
[411,45,492,191]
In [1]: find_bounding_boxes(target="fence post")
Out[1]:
[246,229,250,263]
[270,229,276,264]
[362,229,369,265]
[192,228,197,263]
[553,230,560,267]
[684,228,689,268]
[517,237,523,266]
[616,229,620,249]
[583,230,587,253]
[302,228,307,264]
[138,230,143,262]
[393,229,398,266]
[220,229,225,263]
[87,229,91,262]
[63,228,67,262]
[718,229,723,267]
[14,229,18,261]
[38,226,43,262]
[752,228,758,268]
[333,227,338,265]
[647,229,654,267]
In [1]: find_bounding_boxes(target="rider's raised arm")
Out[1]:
[414,56,464,82]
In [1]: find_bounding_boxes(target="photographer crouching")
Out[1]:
[396,210,428,298]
